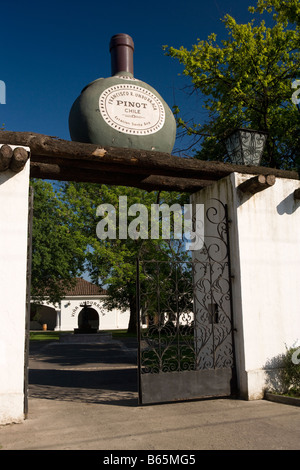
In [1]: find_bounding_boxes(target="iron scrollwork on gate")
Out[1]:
[193,199,234,371]
[137,199,236,404]
[137,259,196,374]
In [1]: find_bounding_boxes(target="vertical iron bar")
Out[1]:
[157,261,162,371]
[136,257,142,405]
[224,204,238,395]
[24,185,33,418]
[176,263,180,371]
[192,261,197,370]
[210,262,216,369]
[193,261,201,370]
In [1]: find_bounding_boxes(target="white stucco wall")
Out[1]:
[0,161,30,424]
[234,173,300,398]
[191,173,300,400]
[54,296,130,331]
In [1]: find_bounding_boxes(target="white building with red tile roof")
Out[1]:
[30,278,130,332]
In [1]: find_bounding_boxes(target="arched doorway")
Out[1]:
[76,303,99,333]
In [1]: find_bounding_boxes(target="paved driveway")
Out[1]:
[28,338,138,405]
[0,337,300,451]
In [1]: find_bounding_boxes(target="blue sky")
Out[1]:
[1,0,262,155]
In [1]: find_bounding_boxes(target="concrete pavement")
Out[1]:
[0,338,299,451]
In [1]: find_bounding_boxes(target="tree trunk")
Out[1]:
[127,292,137,335]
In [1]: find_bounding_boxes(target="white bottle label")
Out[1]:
[99,83,165,135]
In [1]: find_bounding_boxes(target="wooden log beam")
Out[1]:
[237,174,276,194]
[10,147,29,172]
[0,144,13,171]
[0,131,298,183]
[0,144,29,173]
[30,161,214,192]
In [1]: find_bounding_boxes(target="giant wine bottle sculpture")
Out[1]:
[69,34,176,153]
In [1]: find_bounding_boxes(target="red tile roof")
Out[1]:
[64,278,107,297]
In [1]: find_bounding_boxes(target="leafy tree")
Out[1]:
[164,0,300,170]
[30,179,86,304]
[61,182,190,333]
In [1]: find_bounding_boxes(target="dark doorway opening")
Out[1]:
[75,303,99,334]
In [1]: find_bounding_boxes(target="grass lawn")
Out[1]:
[30,331,60,341]
[30,329,136,342]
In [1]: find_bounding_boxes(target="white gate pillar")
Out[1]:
[0,145,30,424]
[191,172,300,400]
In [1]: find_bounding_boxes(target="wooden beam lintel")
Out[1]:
[237,174,276,195]
[29,154,217,180]
[0,131,298,183]
[0,144,29,173]
[29,161,213,192]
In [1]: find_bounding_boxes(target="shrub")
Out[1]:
[281,347,300,396]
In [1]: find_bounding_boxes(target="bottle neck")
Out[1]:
[109,34,134,76]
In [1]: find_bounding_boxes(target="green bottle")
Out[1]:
[69,34,176,154]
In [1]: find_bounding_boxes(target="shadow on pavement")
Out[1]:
[28,339,139,407]
[29,369,138,406]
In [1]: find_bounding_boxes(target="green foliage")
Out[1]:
[31,179,190,332]
[165,0,300,170]
[251,0,300,26]
[280,346,300,395]
[61,182,190,333]
[142,343,195,373]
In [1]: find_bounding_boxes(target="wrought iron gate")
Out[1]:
[137,200,236,405]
